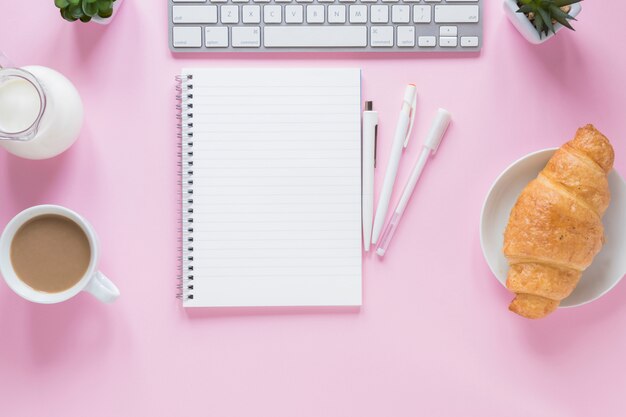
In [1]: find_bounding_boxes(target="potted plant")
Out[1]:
[54,0,124,25]
[503,0,582,44]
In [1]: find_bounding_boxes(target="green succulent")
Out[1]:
[517,0,581,38]
[54,0,117,23]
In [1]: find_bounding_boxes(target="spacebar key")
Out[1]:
[264,26,367,48]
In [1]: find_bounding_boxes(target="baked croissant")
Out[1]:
[503,125,614,319]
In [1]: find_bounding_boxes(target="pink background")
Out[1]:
[1,1,626,415]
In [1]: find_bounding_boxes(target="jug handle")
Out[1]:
[0,51,14,69]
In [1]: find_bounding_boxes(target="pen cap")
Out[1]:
[403,84,417,106]
[424,108,451,155]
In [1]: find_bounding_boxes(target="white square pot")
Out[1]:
[92,0,125,25]
[503,0,582,44]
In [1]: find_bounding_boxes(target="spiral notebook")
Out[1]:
[178,68,362,307]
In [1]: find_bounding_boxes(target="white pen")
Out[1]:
[371,84,417,245]
[362,101,378,252]
[376,108,451,257]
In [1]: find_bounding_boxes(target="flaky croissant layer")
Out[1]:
[503,125,614,319]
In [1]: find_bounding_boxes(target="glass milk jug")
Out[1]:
[0,53,83,160]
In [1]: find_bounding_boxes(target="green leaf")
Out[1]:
[60,7,78,21]
[97,7,113,18]
[80,14,92,22]
[516,4,534,14]
[82,0,99,16]
[533,12,546,37]
[549,4,571,19]
[97,0,113,10]
[69,4,84,18]
[68,0,80,5]
[54,0,70,8]
[537,7,554,34]
[549,4,575,29]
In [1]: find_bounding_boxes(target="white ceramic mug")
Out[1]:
[0,205,119,304]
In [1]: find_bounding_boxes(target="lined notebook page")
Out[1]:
[182,68,362,307]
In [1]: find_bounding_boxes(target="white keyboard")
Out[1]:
[169,0,481,52]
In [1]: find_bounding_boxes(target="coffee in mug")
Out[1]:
[11,214,91,293]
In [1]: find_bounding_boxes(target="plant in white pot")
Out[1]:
[54,0,124,25]
[503,0,582,44]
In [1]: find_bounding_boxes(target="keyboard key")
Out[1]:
[264,5,282,23]
[370,26,393,47]
[396,25,414,47]
[319,0,335,3]
[439,25,457,36]
[232,26,261,47]
[306,5,325,23]
[461,36,479,47]
[370,5,389,23]
[349,5,367,23]
[205,27,228,47]
[391,5,409,23]
[285,5,304,22]
[221,5,239,23]
[264,26,367,47]
[173,27,202,47]
[328,5,346,23]
[418,35,436,47]
[232,0,249,3]
[275,0,292,3]
[242,5,261,22]
[434,5,479,23]
[413,5,431,23]
[173,5,217,23]
[439,36,457,47]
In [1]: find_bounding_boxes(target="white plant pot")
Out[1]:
[91,0,125,25]
[503,0,582,44]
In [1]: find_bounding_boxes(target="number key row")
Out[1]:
[173,4,477,24]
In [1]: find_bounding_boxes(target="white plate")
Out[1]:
[480,148,626,308]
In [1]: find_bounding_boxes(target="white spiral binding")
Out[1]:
[176,74,194,301]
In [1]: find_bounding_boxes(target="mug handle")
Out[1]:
[85,271,120,303]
